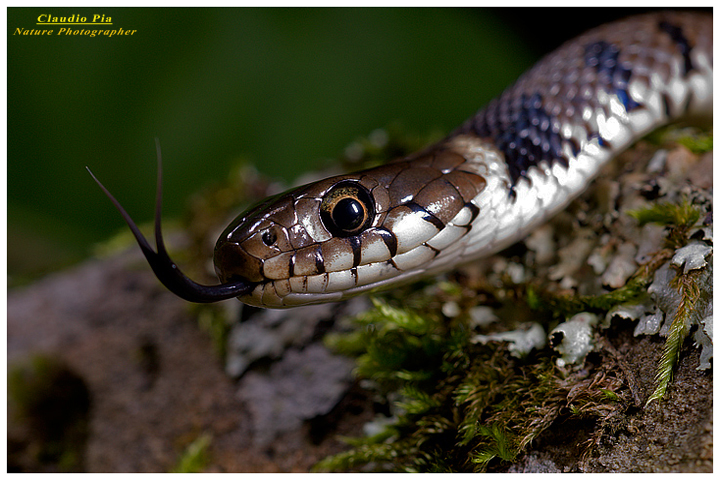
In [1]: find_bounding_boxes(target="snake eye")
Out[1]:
[320,181,374,237]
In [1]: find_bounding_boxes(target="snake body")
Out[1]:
[91,12,712,308]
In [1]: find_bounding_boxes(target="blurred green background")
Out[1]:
[7,7,650,284]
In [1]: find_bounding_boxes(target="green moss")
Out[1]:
[317,295,625,472]
[646,267,705,405]
[526,276,649,319]
[468,424,516,468]
[628,198,703,254]
[601,389,620,402]
[644,125,712,154]
[628,199,701,230]
[171,433,212,473]
[676,131,713,154]
[326,297,449,388]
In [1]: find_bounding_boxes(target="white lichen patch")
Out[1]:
[472,322,546,358]
[600,242,638,288]
[549,312,599,367]
[692,226,712,243]
[468,305,499,328]
[670,242,712,274]
[441,301,461,318]
[633,308,665,336]
[605,301,653,329]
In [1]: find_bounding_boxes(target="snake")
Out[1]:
[89,11,712,308]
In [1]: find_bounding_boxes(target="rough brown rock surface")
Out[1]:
[8,252,371,472]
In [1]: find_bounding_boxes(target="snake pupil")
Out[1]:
[332,197,364,231]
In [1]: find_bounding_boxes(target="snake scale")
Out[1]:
[90,11,712,308]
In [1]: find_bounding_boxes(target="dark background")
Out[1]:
[7,7,661,283]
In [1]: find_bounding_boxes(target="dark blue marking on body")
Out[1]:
[469,93,570,187]
[658,21,694,76]
[584,41,641,112]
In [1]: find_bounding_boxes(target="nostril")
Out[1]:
[261,229,277,246]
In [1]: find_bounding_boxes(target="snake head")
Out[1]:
[214,176,378,298]
[214,148,486,308]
